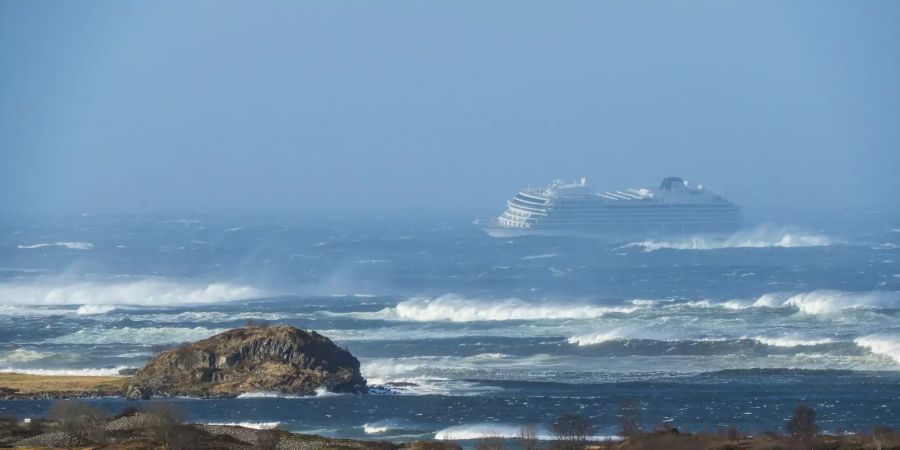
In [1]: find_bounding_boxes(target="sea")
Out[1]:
[0,210,898,440]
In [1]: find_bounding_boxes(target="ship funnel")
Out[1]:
[580,177,587,186]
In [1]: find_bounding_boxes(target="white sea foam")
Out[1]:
[0,277,262,306]
[753,336,834,347]
[76,304,118,315]
[236,391,304,399]
[0,366,128,376]
[0,349,55,364]
[392,294,637,322]
[363,423,390,434]
[314,386,344,397]
[206,422,281,430]
[782,290,899,314]
[855,334,900,364]
[45,326,225,345]
[17,242,94,250]
[434,423,619,441]
[519,253,557,260]
[619,227,831,252]
[567,327,668,346]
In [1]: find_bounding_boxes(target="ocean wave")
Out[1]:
[666,290,899,314]
[854,334,900,364]
[124,311,289,324]
[567,327,669,346]
[0,277,263,306]
[76,304,118,315]
[751,336,835,347]
[206,422,280,430]
[392,294,637,322]
[434,423,618,441]
[17,242,94,250]
[0,349,56,364]
[236,391,304,399]
[618,227,832,252]
[363,423,391,434]
[44,326,226,345]
[0,366,128,376]
[519,253,557,260]
[782,290,899,315]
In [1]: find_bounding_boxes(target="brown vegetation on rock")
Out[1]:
[129,325,367,398]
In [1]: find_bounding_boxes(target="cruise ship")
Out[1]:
[477,177,742,239]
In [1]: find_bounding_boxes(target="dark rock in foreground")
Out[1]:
[128,325,366,398]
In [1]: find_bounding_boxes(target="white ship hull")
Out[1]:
[478,177,742,240]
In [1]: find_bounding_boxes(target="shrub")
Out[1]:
[519,423,539,450]
[47,400,108,443]
[476,432,503,450]
[618,399,641,439]
[550,413,592,450]
[873,425,895,450]
[785,404,817,450]
[142,402,200,450]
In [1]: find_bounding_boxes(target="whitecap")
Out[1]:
[76,304,118,315]
[0,349,55,364]
[855,334,900,364]
[236,391,304,399]
[618,226,832,252]
[17,242,94,250]
[391,294,637,322]
[782,290,899,315]
[205,421,280,430]
[0,366,129,376]
[0,277,263,306]
[434,423,619,441]
[567,327,669,346]
[752,336,834,347]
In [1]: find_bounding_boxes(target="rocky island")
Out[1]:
[0,325,367,400]
[127,324,367,399]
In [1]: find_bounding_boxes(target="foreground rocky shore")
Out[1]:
[2,403,899,450]
[0,405,459,449]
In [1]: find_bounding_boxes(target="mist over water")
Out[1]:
[2,0,900,443]
[0,212,898,437]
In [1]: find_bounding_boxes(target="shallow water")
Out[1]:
[0,212,898,438]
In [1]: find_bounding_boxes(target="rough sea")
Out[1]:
[1,211,899,440]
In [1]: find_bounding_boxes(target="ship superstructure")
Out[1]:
[478,177,742,238]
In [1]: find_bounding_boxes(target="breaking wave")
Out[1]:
[781,290,899,314]
[76,304,118,315]
[0,349,56,364]
[752,336,835,347]
[0,277,263,306]
[619,227,832,252]
[392,294,637,322]
[17,242,94,250]
[855,334,900,364]
[0,366,128,376]
[44,326,226,345]
[567,327,668,346]
[669,290,899,315]
[236,391,304,399]
[206,422,281,430]
[434,423,618,441]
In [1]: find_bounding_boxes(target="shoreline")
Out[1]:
[0,373,128,400]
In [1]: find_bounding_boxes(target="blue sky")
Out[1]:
[2,1,898,214]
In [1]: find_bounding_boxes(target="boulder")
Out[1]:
[129,325,366,398]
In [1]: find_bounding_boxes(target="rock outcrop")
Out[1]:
[128,325,366,398]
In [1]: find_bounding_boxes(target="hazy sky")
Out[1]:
[2,1,898,214]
